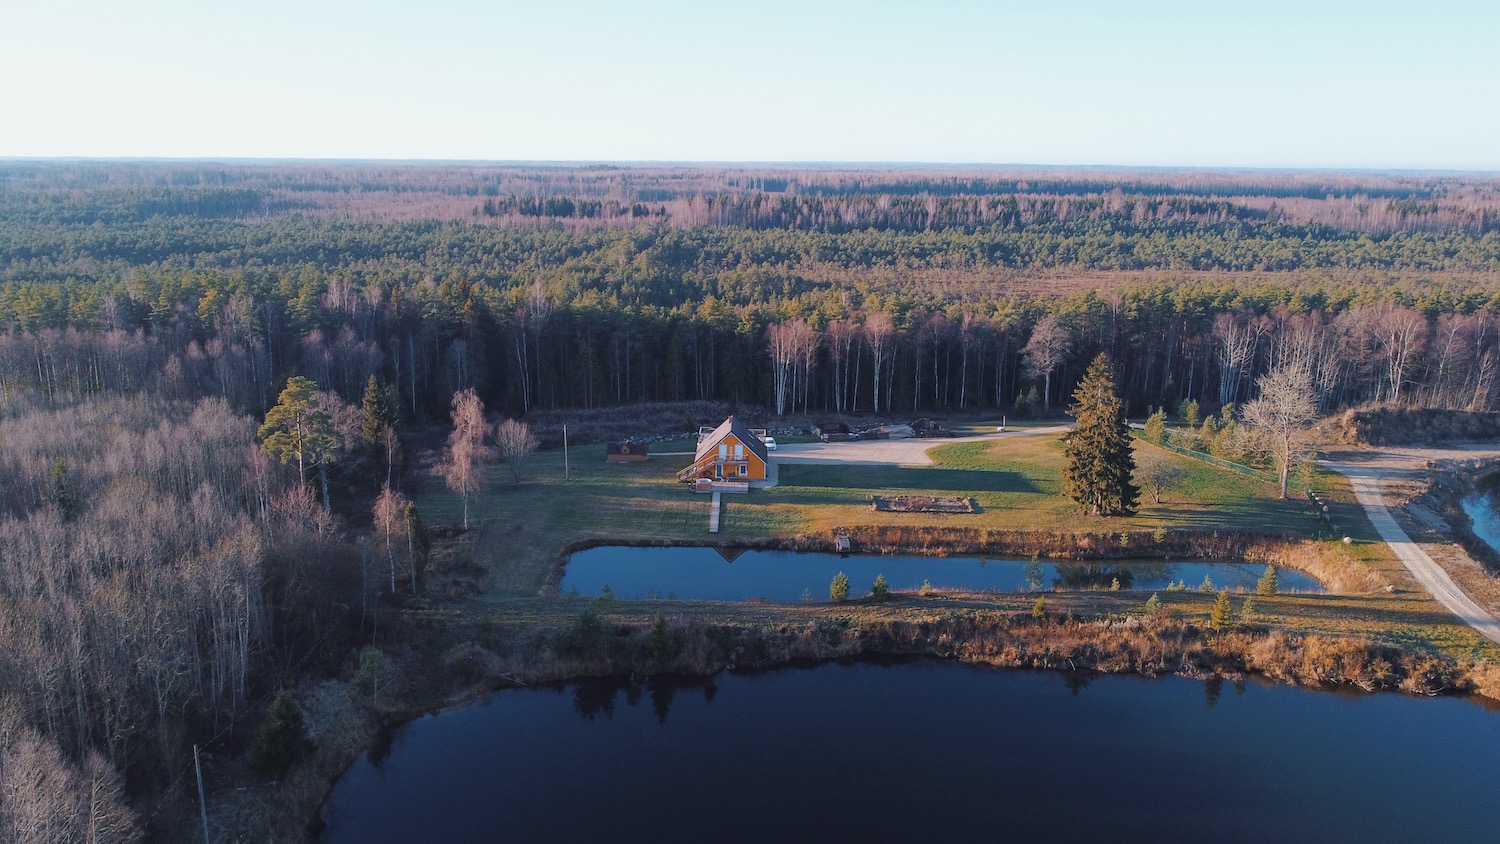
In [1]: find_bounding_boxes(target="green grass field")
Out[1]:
[770,437,1319,534]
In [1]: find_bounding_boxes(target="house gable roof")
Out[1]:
[694,415,769,464]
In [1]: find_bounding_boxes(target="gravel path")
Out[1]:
[773,425,1071,466]
[1324,446,1500,647]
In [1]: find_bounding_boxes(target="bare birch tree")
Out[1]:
[438,389,493,529]
[1372,305,1427,405]
[766,320,799,416]
[827,319,857,413]
[1214,312,1263,406]
[795,321,819,414]
[373,484,408,593]
[864,312,895,413]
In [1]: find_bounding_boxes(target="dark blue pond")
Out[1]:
[1462,493,1500,555]
[559,546,1321,601]
[321,662,1500,843]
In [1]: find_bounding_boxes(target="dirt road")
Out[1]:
[773,425,1071,466]
[1323,446,1500,647]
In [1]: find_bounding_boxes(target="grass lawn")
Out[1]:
[772,436,1319,537]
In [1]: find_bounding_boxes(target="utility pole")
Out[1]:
[563,424,569,480]
[194,744,210,844]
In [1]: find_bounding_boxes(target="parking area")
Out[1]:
[772,426,1069,467]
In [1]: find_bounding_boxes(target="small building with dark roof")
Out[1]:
[606,440,650,462]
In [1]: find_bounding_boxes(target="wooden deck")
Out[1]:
[709,492,721,533]
[692,480,750,494]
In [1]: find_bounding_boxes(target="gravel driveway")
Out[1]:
[1323,444,1500,646]
[773,425,1070,466]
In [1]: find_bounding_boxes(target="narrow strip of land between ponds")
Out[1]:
[1325,449,1500,647]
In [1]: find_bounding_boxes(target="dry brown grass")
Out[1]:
[456,599,1494,699]
[1245,539,1389,594]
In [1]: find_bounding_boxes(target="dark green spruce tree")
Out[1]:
[361,374,398,449]
[1061,354,1139,516]
[251,690,313,777]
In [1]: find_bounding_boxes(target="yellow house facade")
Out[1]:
[678,416,769,482]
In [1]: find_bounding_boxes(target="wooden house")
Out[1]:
[606,440,650,462]
[677,415,769,482]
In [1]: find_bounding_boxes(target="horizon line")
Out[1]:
[3,156,1498,177]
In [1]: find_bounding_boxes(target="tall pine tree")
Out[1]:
[1061,354,1139,516]
[259,376,341,513]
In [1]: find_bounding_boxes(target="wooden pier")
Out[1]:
[709,492,722,533]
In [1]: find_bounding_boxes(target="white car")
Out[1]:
[764,436,777,451]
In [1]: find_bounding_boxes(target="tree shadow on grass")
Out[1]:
[780,465,1039,494]
[1139,503,1313,533]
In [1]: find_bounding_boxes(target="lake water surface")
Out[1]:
[559,546,1321,601]
[321,661,1500,843]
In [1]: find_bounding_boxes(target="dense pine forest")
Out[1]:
[5,161,1500,840]
[5,162,1500,427]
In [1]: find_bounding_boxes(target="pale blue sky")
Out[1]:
[2,0,1497,168]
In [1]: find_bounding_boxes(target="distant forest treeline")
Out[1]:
[5,164,1500,424]
[2,162,1500,428]
[6,160,1500,233]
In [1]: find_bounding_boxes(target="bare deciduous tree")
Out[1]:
[1022,314,1069,411]
[864,312,896,413]
[373,484,409,593]
[1134,451,1186,505]
[1214,311,1266,406]
[438,389,493,530]
[0,730,140,844]
[826,319,858,413]
[766,320,801,416]
[1242,364,1320,499]
[795,320,819,414]
[1369,305,1427,405]
[494,418,539,486]
[381,424,402,488]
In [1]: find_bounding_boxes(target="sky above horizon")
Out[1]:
[3,0,1498,169]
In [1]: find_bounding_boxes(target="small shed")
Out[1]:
[606,440,650,463]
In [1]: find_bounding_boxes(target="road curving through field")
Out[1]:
[1324,448,1500,647]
